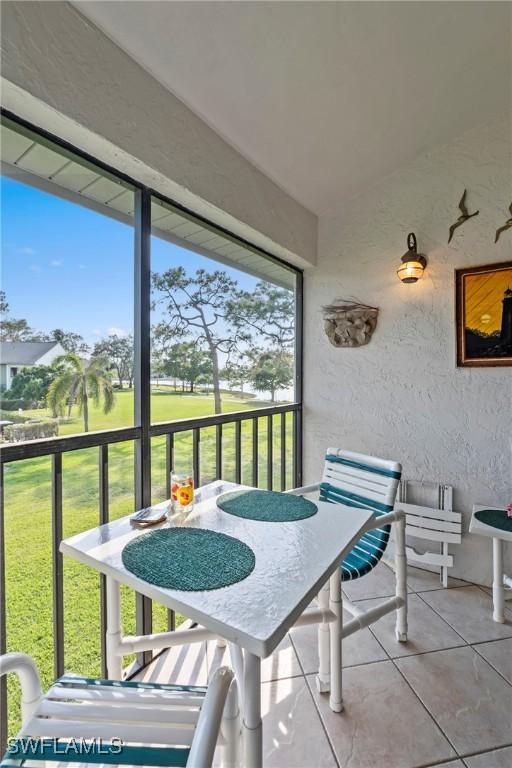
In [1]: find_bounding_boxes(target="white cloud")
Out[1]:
[29,264,41,273]
[19,246,36,255]
[50,260,62,267]
[108,326,129,338]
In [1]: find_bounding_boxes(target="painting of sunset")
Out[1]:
[456,261,512,367]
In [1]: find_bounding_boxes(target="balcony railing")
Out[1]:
[0,402,302,747]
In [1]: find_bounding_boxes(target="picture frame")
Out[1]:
[455,260,512,367]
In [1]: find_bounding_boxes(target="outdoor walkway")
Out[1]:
[136,564,512,768]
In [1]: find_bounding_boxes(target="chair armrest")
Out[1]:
[187,666,237,767]
[284,483,320,496]
[363,509,406,531]
[0,653,43,723]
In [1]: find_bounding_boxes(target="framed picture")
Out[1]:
[455,260,512,367]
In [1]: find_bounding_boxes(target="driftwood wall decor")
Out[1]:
[323,300,379,348]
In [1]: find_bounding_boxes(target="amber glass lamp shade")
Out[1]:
[397,233,427,283]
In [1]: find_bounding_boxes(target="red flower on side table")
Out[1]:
[507,504,512,518]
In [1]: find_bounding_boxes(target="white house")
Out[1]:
[0,341,65,391]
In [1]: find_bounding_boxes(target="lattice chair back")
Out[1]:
[319,448,402,581]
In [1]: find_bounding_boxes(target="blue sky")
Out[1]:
[1,176,258,346]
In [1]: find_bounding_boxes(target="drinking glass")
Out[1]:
[170,471,195,514]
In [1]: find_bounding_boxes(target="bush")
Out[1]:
[6,364,58,404]
[3,421,58,443]
[0,410,29,424]
[0,398,28,411]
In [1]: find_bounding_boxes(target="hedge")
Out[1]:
[3,421,58,442]
[0,399,29,411]
[0,410,29,424]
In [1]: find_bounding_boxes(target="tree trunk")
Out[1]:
[209,345,222,414]
[198,310,221,414]
[82,383,89,432]
[270,387,275,403]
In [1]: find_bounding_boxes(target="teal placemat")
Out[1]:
[475,509,512,533]
[122,528,255,591]
[217,489,317,522]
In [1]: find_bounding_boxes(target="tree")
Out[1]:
[47,353,114,432]
[161,342,212,393]
[249,349,294,403]
[221,357,252,394]
[227,281,295,348]
[0,290,39,342]
[46,329,89,355]
[93,334,134,388]
[5,364,59,404]
[151,355,167,388]
[152,268,240,413]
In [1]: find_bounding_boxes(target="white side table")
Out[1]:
[470,505,512,623]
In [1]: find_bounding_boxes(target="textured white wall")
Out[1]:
[1,1,316,268]
[304,117,512,585]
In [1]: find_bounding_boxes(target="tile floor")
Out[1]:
[137,564,512,768]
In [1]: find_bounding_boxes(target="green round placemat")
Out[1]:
[474,509,512,533]
[122,528,255,591]
[217,489,317,522]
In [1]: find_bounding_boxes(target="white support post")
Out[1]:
[228,642,245,704]
[221,678,240,768]
[105,576,123,679]
[493,537,505,623]
[242,651,262,768]
[329,568,343,713]
[316,579,330,693]
[394,511,408,642]
[441,542,449,588]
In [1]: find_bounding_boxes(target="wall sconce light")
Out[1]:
[397,233,427,283]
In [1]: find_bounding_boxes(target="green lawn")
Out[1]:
[4,389,293,735]
[21,386,261,434]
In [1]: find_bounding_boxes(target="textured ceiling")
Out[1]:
[75,1,511,215]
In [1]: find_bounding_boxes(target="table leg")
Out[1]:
[329,568,343,713]
[493,537,505,623]
[106,576,123,679]
[316,579,330,693]
[242,650,262,768]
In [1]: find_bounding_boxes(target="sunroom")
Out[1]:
[1,3,511,768]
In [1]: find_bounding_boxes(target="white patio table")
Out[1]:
[60,480,374,768]
[470,504,512,623]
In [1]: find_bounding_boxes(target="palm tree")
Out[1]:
[47,353,115,432]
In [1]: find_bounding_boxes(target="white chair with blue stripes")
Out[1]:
[289,448,407,712]
[1,652,239,768]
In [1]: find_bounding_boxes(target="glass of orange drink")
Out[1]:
[170,471,195,514]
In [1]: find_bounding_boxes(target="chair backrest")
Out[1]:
[320,448,402,514]
[319,449,402,574]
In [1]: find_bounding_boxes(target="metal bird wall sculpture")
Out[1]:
[448,189,479,243]
[494,203,512,244]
